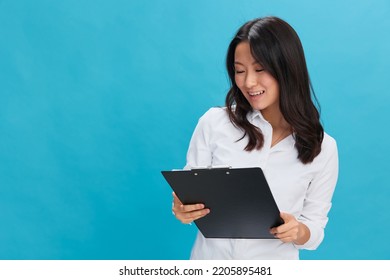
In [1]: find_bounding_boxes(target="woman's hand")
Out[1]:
[172,192,210,224]
[270,212,310,245]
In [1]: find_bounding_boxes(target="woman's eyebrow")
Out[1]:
[234,61,260,65]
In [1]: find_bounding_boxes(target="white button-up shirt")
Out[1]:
[184,107,338,259]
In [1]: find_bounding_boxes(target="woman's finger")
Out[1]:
[172,192,205,213]
[178,208,210,224]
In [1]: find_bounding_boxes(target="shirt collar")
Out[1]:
[247,110,268,123]
[247,110,296,151]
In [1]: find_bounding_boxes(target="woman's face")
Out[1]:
[234,42,280,115]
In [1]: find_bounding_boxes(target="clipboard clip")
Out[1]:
[191,165,232,170]
[191,165,232,176]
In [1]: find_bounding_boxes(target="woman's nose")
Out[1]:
[245,71,258,88]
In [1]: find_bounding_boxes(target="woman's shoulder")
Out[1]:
[322,132,337,151]
[317,132,338,163]
[201,106,228,117]
[198,106,230,124]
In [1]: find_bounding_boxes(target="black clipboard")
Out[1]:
[161,167,283,239]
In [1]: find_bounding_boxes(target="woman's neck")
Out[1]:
[261,108,290,131]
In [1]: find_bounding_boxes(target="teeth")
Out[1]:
[248,90,265,96]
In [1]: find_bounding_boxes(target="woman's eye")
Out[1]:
[256,69,264,72]
[235,70,245,74]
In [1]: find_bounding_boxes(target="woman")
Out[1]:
[172,16,338,259]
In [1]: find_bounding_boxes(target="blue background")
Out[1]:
[0,0,389,259]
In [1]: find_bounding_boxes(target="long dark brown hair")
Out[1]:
[225,16,323,164]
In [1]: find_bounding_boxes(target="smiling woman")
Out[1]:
[171,16,339,260]
[233,42,286,147]
[231,44,285,148]
[225,17,324,163]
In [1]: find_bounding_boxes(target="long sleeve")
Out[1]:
[294,137,339,250]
